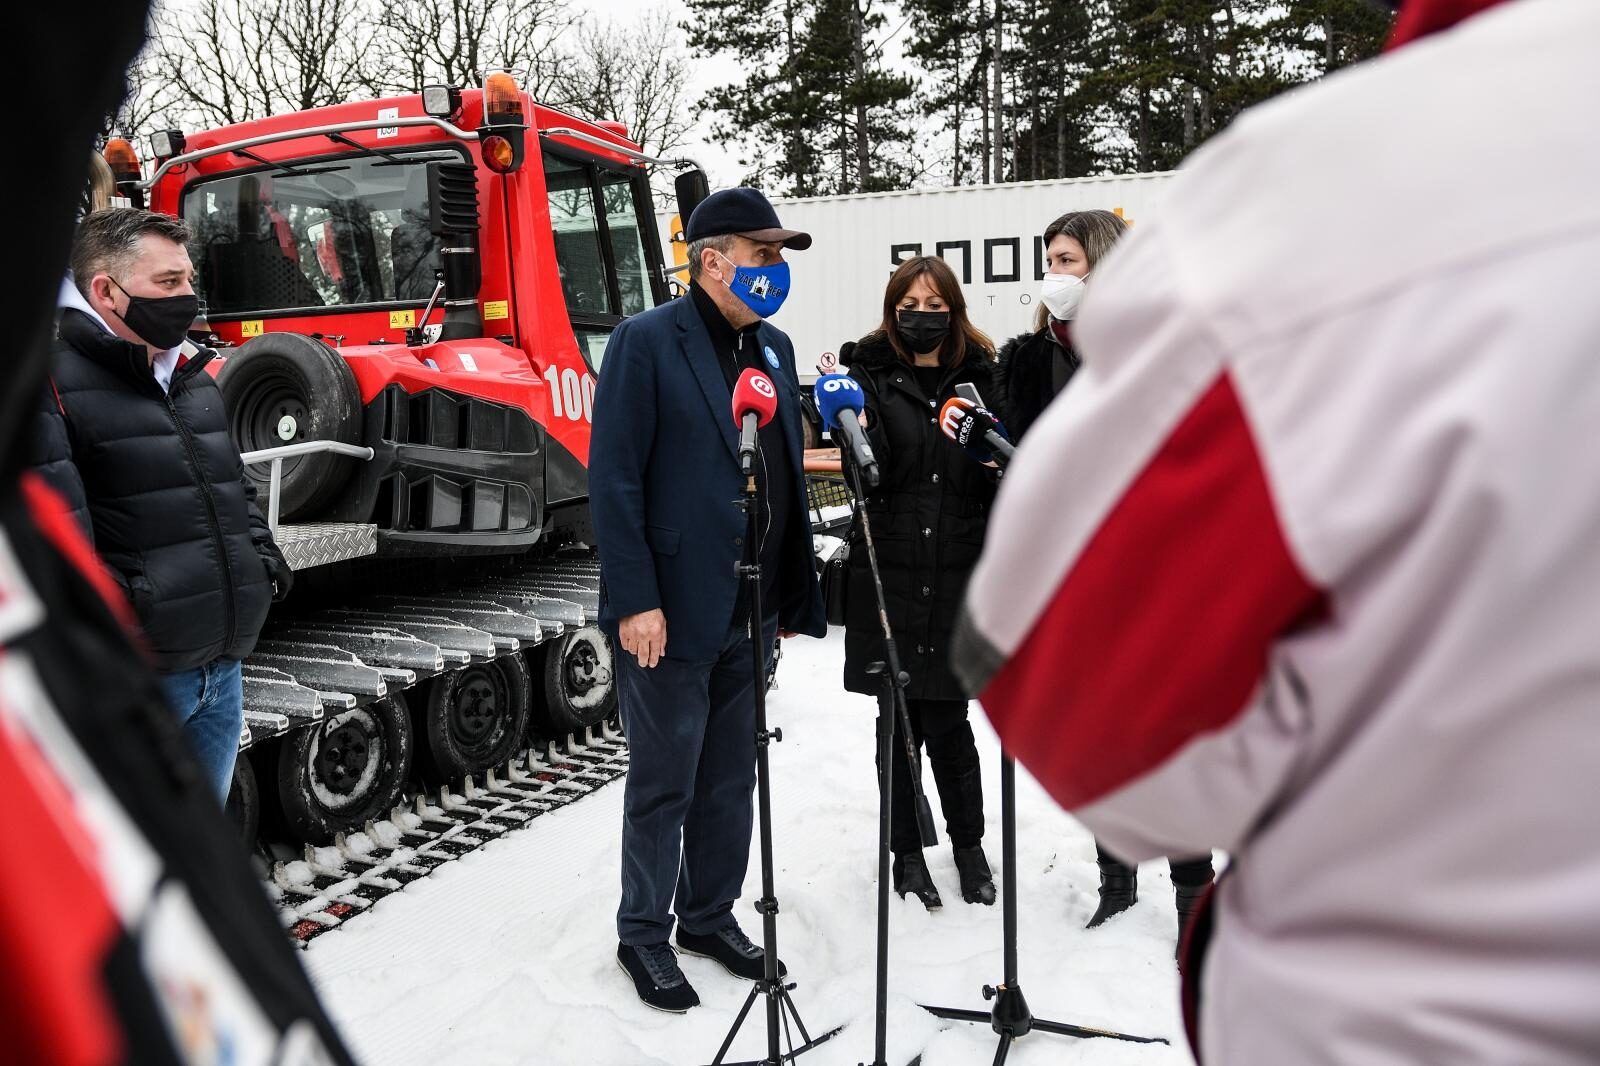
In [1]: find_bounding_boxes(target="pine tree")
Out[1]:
[682,0,824,194]
[903,0,991,184]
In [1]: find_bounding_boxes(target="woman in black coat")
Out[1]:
[998,209,1215,943]
[838,255,1001,909]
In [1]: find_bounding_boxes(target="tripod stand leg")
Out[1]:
[917,755,1169,1051]
[1028,1018,1170,1045]
[782,987,815,1046]
[711,971,760,1065]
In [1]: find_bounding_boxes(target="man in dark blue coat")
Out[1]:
[590,188,826,1012]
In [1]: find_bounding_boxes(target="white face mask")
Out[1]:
[1040,272,1089,320]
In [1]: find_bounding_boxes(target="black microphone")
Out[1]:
[939,396,1014,465]
[814,373,880,488]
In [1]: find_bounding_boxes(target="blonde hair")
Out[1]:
[1034,209,1128,329]
[85,151,116,214]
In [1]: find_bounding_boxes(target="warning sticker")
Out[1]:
[483,300,509,321]
[390,309,416,329]
[377,107,400,139]
[239,320,264,338]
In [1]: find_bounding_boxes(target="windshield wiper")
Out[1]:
[229,148,349,181]
[323,132,433,169]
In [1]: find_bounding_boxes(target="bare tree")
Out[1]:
[363,0,575,101]
[153,0,378,127]
[559,8,694,159]
[108,36,181,147]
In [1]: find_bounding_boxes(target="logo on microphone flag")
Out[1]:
[753,375,776,398]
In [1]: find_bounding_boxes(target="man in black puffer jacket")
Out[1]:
[33,207,290,801]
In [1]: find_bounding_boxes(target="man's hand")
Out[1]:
[620,609,667,668]
[262,552,294,603]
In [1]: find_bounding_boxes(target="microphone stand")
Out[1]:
[704,439,841,1066]
[918,447,1166,1063]
[839,446,938,1066]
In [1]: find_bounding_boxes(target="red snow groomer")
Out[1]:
[109,74,711,858]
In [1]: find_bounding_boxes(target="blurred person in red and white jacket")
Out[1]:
[954,0,1600,1062]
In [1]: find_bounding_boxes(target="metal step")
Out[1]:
[274,522,378,571]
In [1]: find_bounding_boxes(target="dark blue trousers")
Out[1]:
[616,613,777,946]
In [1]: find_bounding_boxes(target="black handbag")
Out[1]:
[822,540,850,626]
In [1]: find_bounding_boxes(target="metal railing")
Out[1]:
[240,441,375,533]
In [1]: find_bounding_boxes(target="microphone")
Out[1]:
[939,396,1015,465]
[731,368,779,475]
[813,373,880,488]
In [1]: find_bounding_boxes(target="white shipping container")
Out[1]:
[657,172,1177,380]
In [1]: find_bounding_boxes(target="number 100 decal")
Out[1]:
[543,366,596,423]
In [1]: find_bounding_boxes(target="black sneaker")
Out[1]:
[617,941,700,1013]
[675,921,787,981]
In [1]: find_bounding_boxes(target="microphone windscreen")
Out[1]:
[732,367,779,428]
[814,373,865,427]
[938,396,975,442]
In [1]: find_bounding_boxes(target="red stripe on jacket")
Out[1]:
[0,683,122,1066]
[980,372,1324,811]
[19,473,140,638]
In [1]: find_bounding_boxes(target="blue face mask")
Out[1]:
[715,251,791,319]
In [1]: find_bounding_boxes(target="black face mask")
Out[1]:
[896,309,951,355]
[109,277,199,351]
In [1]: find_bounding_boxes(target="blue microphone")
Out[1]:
[814,373,880,488]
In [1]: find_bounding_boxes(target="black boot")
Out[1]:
[1171,854,1214,958]
[1173,881,1208,959]
[953,846,996,906]
[892,851,943,910]
[1086,847,1137,929]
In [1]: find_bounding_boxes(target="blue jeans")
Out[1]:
[158,659,244,802]
[616,613,778,945]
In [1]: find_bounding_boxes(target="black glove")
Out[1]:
[262,551,294,603]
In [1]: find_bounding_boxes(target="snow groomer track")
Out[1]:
[268,726,627,947]
[235,540,630,945]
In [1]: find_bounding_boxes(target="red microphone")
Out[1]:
[731,368,779,474]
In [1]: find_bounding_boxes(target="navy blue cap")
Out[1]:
[684,187,812,250]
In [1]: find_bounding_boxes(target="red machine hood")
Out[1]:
[1389,0,1511,49]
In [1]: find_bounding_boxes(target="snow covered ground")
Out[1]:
[303,628,1197,1066]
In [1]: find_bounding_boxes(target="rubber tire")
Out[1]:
[276,694,414,845]
[419,654,532,783]
[225,751,262,848]
[535,625,617,737]
[217,331,361,522]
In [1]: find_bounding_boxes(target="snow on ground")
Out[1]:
[304,629,1197,1066]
